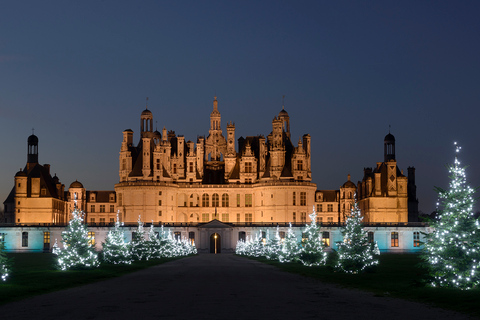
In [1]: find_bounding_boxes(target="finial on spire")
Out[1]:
[146,97,149,109]
[282,95,285,110]
[389,124,391,134]
[32,128,35,135]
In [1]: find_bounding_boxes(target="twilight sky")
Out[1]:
[1,1,479,214]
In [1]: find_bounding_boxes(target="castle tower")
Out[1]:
[384,132,395,162]
[27,133,39,165]
[205,96,227,162]
[140,108,153,138]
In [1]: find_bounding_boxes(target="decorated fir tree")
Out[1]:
[265,226,282,260]
[298,207,327,266]
[422,143,480,289]
[54,204,100,270]
[279,223,299,263]
[130,216,149,261]
[102,213,132,264]
[0,234,11,281]
[147,223,161,259]
[336,198,379,273]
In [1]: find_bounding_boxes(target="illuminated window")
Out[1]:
[189,232,195,245]
[368,232,374,244]
[212,193,219,207]
[22,232,28,247]
[237,194,241,207]
[174,232,181,241]
[322,231,330,247]
[222,194,229,207]
[221,213,229,222]
[202,213,209,222]
[245,194,252,207]
[245,162,252,173]
[391,232,399,247]
[245,213,252,222]
[279,231,286,239]
[43,232,50,244]
[300,192,306,206]
[100,205,105,213]
[327,204,333,212]
[88,232,95,246]
[202,194,209,207]
[293,192,296,206]
[413,232,420,247]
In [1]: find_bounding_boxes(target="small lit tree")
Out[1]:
[102,213,132,264]
[422,143,480,289]
[279,223,299,263]
[54,204,100,270]
[336,199,379,273]
[0,234,11,281]
[298,207,327,266]
[130,216,149,261]
[265,227,282,260]
[147,223,161,259]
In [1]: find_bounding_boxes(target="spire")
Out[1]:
[213,96,218,112]
[282,95,285,110]
[146,97,149,110]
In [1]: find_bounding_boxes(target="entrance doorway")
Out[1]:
[210,233,221,254]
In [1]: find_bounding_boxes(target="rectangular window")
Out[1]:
[109,205,115,213]
[100,218,105,225]
[327,217,333,223]
[189,232,195,246]
[245,213,252,222]
[317,216,323,224]
[300,192,306,206]
[88,232,95,246]
[237,194,241,207]
[322,231,330,247]
[413,232,420,247]
[158,211,162,216]
[22,232,28,247]
[237,213,241,222]
[110,218,115,223]
[368,231,374,244]
[301,212,306,222]
[238,231,246,241]
[279,231,286,239]
[189,162,194,173]
[100,205,105,213]
[317,204,322,212]
[297,160,303,171]
[158,200,162,206]
[43,232,50,244]
[245,162,252,173]
[173,163,177,174]
[391,232,399,247]
[90,218,95,224]
[293,192,296,206]
[293,212,296,222]
[245,194,252,207]
[202,213,209,222]
[90,205,95,213]
[118,193,123,206]
[174,232,181,241]
[327,204,333,212]
[221,213,229,222]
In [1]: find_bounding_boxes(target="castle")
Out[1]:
[1,97,421,253]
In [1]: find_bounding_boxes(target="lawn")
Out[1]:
[251,253,480,318]
[0,253,181,305]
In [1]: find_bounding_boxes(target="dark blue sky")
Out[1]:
[1,1,479,214]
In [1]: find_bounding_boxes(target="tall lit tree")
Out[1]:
[54,203,100,270]
[147,223,161,259]
[422,143,480,289]
[336,199,379,273]
[265,227,282,260]
[102,213,132,264]
[130,216,149,261]
[298,206,327,266]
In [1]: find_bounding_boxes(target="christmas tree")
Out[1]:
[265,226,282,260]
[102,213,132,264]
[147,223,161,259]
[130,216,149,261]
[422,143,480,289]
[279,223,299,263]
[54,203,100,270]
[336,198,379,273]
[0,234,10,281]
[298,206,327,266]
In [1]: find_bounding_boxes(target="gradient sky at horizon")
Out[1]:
[1,1,480,214]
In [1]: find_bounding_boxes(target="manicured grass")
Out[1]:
[0,253,182,305]
[250,254,480,317]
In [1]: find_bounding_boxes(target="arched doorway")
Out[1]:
[210,233,221,254]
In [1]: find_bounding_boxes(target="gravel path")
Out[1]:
[0,254,474,319]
